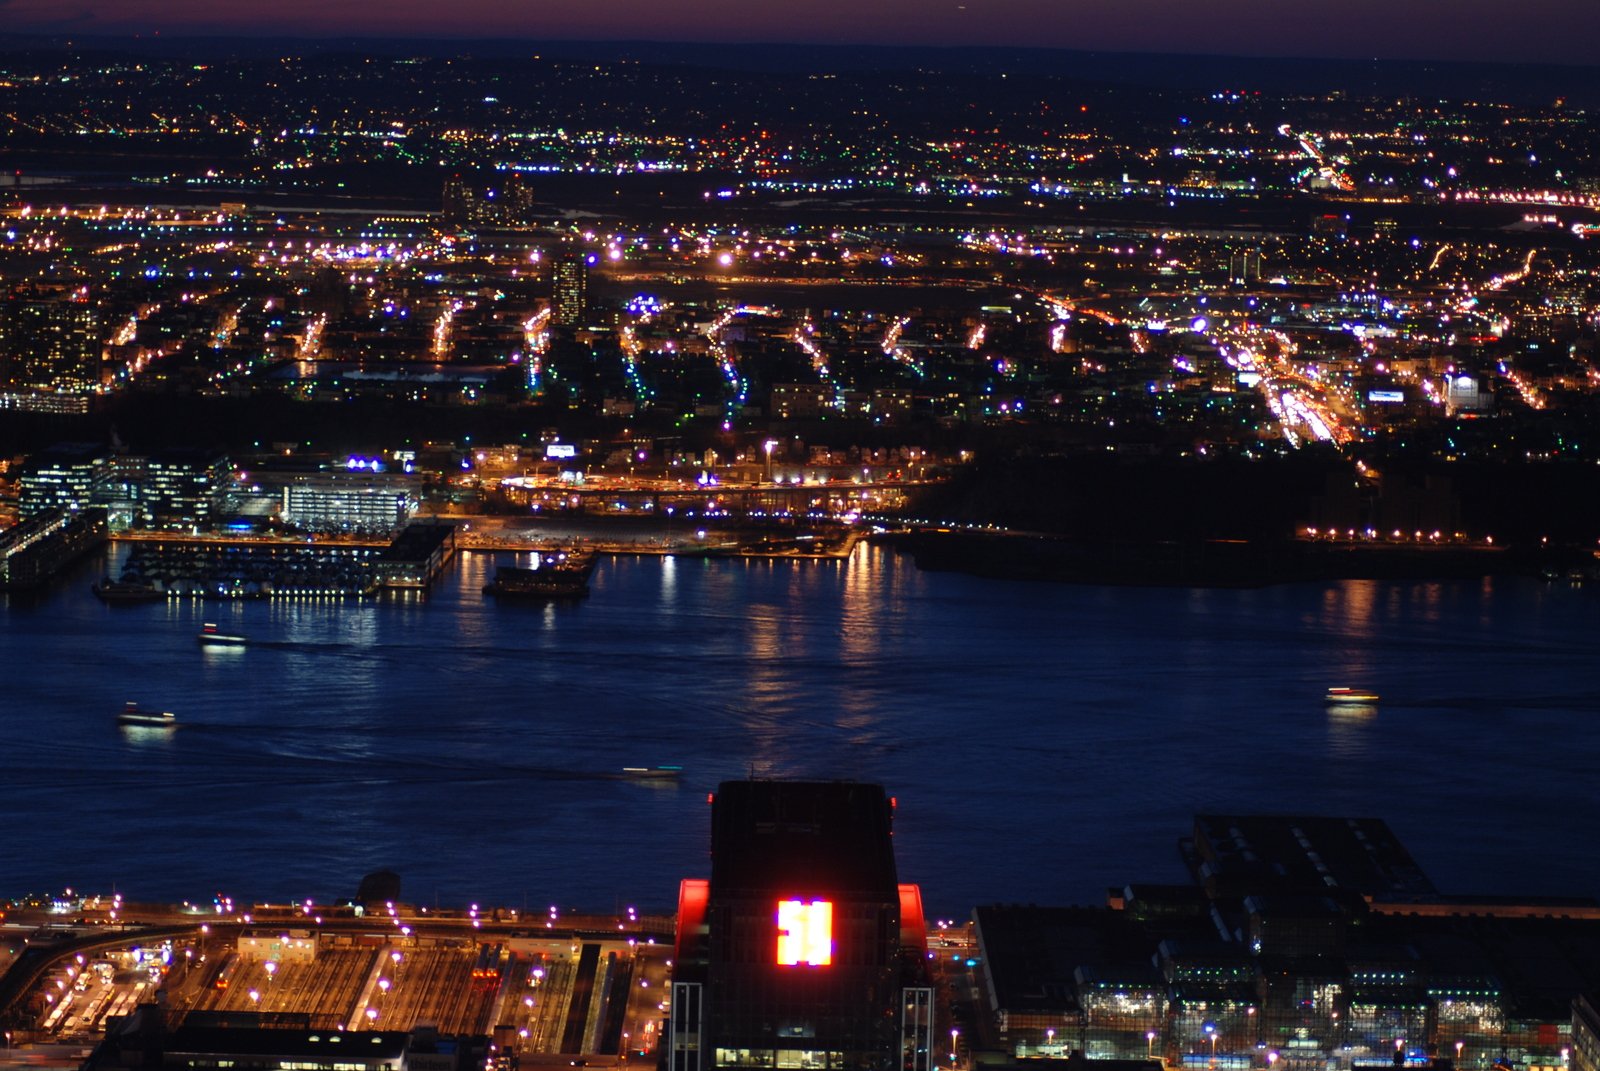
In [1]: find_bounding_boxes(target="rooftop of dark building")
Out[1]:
[376,522,454,562]
[26,441,109,467]
[144,446,227,467]
[975,905,1162,1015]
[1191,814,1437,900]
[709,779,897,899]
[161,1025,410,1061]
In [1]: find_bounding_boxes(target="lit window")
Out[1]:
[776,900,833,966]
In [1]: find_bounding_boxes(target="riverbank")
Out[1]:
[888,530,1584,587]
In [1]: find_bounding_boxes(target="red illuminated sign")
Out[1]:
[776,899,833,966]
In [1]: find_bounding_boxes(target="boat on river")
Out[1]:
[1326,687,1380,704]
[197,623,248,647]
[622,766,683,781]
[117,702,176,728]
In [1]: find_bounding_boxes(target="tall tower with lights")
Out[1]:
[670,781,930,1071]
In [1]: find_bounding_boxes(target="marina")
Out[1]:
[103,540,385,599]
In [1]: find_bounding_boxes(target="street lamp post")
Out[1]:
[1455,1042,1464,1067]
[1047,1028,1055,1056]
[764,440,778,483]
[1147,1031,1157,1061]
[951,1029,959,1069]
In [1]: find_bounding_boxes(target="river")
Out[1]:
[1,543,1596,917]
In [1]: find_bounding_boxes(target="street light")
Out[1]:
[764,440,778,483]
[951,1029,959,1068]
[1455,1042,1464,1066]
[1047,1028,1055,1055]
[1147,1031,1157,1060]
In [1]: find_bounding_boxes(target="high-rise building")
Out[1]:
[442,174,534,228]
[670,780,930,1071]
[551,252,589,326]
[0,288,102,392]
[1227,249,1263,285]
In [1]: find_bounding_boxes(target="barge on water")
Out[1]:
[484,550,596,599]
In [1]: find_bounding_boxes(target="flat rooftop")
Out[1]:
[1192,814,1437,899]
[710,780,898,899]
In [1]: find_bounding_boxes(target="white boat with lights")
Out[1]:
[197,623,248,647]
[1326,687,1380,704]
[118,702,177,728]
[622,765,683,781]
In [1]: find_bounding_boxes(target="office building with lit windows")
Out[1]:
[669,780,930,1071]
[141,448,231,530]
[280,474,418,535]
[18,442,111,518]
[551,252,589,326]
[0,287,102,393]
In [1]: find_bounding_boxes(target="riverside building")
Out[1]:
[670,780,931,1071]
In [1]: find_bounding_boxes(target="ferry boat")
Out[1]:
[483,550,597,599]
[117,702,177,728]
[1326,687,1380,704]
[622,765,684,781]
[197,623,248,647]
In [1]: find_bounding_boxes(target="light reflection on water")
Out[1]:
[1,544,1597,915]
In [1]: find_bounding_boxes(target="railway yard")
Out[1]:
[6,917,674,1063]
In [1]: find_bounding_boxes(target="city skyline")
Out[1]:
[2,0,1600,67]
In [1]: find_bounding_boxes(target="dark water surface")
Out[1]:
[2,544,1596,917]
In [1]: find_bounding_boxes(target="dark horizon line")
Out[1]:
[2,30,1599,76]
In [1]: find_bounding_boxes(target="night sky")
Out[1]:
[1,0,1598,65]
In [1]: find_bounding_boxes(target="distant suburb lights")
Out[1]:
[776,899,834,966]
